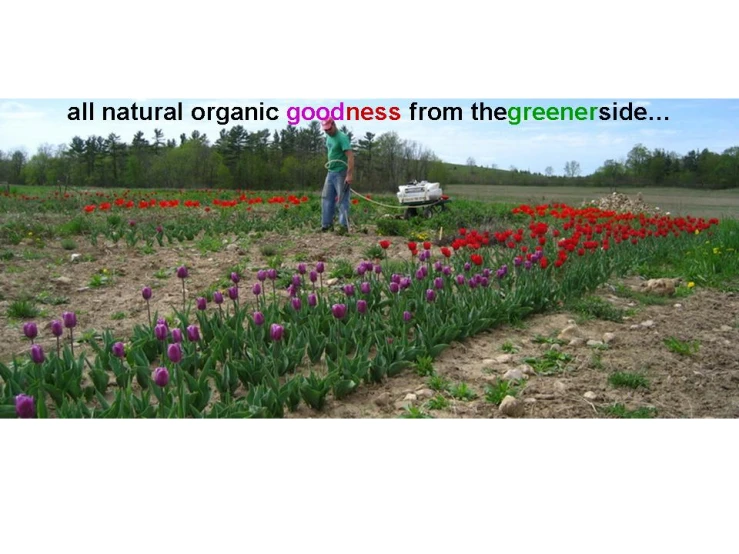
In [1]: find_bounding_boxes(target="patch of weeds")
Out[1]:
[425,395,449,410]
[60,238,77,251]
[414,355,435,377]
[524,350,574,375]
[363,244,384,260]
[613,284,669,306]
[427,375,450,392]
[590,352,604,370]
[449,382,477,401]
[77,329,103,344]
[501,341,519,353]
[89,270,113,288]
[608,371,650,389]
[484,378,523,406]
[36,291,69,306]
[294,252,309,262]
[110,312,126,321]
[154,268,171,280]
[81,254,96,263]
[329,259,354,280]
[196,235,223,254]
[532,334,566,346]
[663,336,700,356]
[7,300,41,319]
[260,244,278,258]
[567,295,625,322]
[0,250,14,261]
[140,245,155,255]
[266,255,283,270]
[6,265,25,273]
[21,249,46,261]
[399,405,434,419]
[602,403,657,419]
[376,218,409,237]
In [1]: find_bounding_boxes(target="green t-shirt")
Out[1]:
[326,131,352,173]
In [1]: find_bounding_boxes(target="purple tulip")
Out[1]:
[389,282,399,294]
[468,278,478,289]
[286,284,298,298]
[400,277,411,289]
[332,303,347,319]
[253,311,265,326]
[315,262,325,274]
[153,367,169,387]
[171,328,183,343]
[213,291,224,305]
[391,273,401,284]
[142,286,152,300]
[434,261,443,272]
[167,343,182,363]
[15,394,35,418]
[524,261,533,270]
[356,264,367,276]
[196,297,207,310]
[415,268,425,281]
[176,265,188,279]
[252,283,262,296]
[112,342,125,358]
[62,311,77,329]
[356,299,368,314]
[343,284,355,297]
[297,263,306,275]
[464,262,471,272]
[267,269,277,281]
[403,311,412,322]
[23,322,38,340]
[291,297,302,311]
[443,266,452,276]
[154,323,168,341]
[292,274,301,287]
[434,277,444,290]
[360,282,371,295]
[308,293,317,307]
[30,344,45,364]
[50,320,63,337]
[270,324,284,342]
[257,269,267,282]
[483,268,491,278]
[129,220,136,227]
[187,325,200,342]
[426,289,436,302]
[228,286,239,301]
[309,270,318,283]
[421,266,428,277]
[480,277,490,287]
[374,264,382,274]
[156,225,163,234]
[514,256,523,267]
[157,318,167,328]
[456,274,465,286]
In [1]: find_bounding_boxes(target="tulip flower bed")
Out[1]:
[2,192,732,418]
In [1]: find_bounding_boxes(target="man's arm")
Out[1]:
[345,149,355,185]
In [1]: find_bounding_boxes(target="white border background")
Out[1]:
[3,2,738,553]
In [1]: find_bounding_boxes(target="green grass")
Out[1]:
[608,371,650,389]
[567,295,626,322]
[664,337,700,356]
[7,299,41,319]
[485,378,524,406]
[602,403,658,419]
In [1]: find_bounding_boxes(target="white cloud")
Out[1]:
[0,101,45,119]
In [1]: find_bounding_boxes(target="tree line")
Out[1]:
[0,123,442,193]
[1,125,737,191]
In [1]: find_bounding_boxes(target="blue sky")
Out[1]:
[1,98,738,176]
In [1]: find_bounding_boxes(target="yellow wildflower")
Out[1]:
[713,247,720,255]
[687,282,695,288]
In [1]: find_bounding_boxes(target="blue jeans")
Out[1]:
[321,170,351,228]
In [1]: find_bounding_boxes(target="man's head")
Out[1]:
[321,118,337,136]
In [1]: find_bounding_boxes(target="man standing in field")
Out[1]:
[320,118,354,234]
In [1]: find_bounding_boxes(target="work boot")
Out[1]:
[335,225,349,236]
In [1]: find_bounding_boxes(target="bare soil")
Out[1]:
[1,226,738,419]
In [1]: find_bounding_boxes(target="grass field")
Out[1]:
[446,185,739,220]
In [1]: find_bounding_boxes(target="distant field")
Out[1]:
[446,185,739,220]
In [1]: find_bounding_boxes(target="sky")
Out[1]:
[2,98,738,176]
